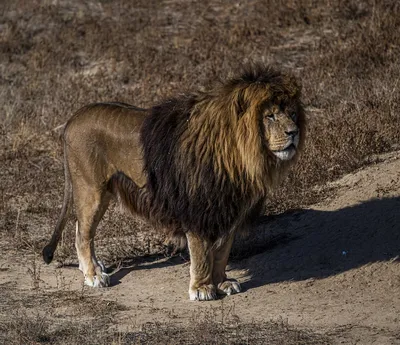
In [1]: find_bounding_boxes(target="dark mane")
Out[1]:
[113,64,304,242]
[224,63,301,99]
[140,94,259,241]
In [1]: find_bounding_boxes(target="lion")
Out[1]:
[42,63,305,301]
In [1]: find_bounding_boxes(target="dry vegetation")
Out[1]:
[1,0,399,343]
[0,289,330,345]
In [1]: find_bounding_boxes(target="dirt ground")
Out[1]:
[2,151,399,344]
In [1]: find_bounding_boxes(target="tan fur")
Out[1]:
[43,102,147,287]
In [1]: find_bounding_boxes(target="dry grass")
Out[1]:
[1,313,331,345]
[1,0,400,343]
[0,286,331,345]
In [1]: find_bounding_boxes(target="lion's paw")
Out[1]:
[218,279,241,296]
[84,263,110,288]
[84,272,110,287]
[189,284,217,301]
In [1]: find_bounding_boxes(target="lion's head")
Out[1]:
[178,63,305,191]
[263,98,302,161]
[227,63,304,164]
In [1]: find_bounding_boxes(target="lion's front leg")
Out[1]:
[186,232,217,301]
[213,234,241,296]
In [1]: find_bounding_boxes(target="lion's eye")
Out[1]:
[265,114,275,121]
[290,112,297,121]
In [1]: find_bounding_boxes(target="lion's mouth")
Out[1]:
[282,143,296,151]
[272,143,297,161]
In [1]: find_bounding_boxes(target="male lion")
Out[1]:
[43,63,305,301]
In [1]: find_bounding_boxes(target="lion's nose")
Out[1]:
[285,129,299,138]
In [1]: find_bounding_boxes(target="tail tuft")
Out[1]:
[42,245,54,264]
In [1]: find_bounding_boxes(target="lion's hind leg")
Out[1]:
[74,185,111,288]
[213,234,241,296]
[186,232,217,301]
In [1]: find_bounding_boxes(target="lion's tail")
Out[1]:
[42,138,73,264]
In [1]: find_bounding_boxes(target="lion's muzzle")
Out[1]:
[271,132,300,161]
